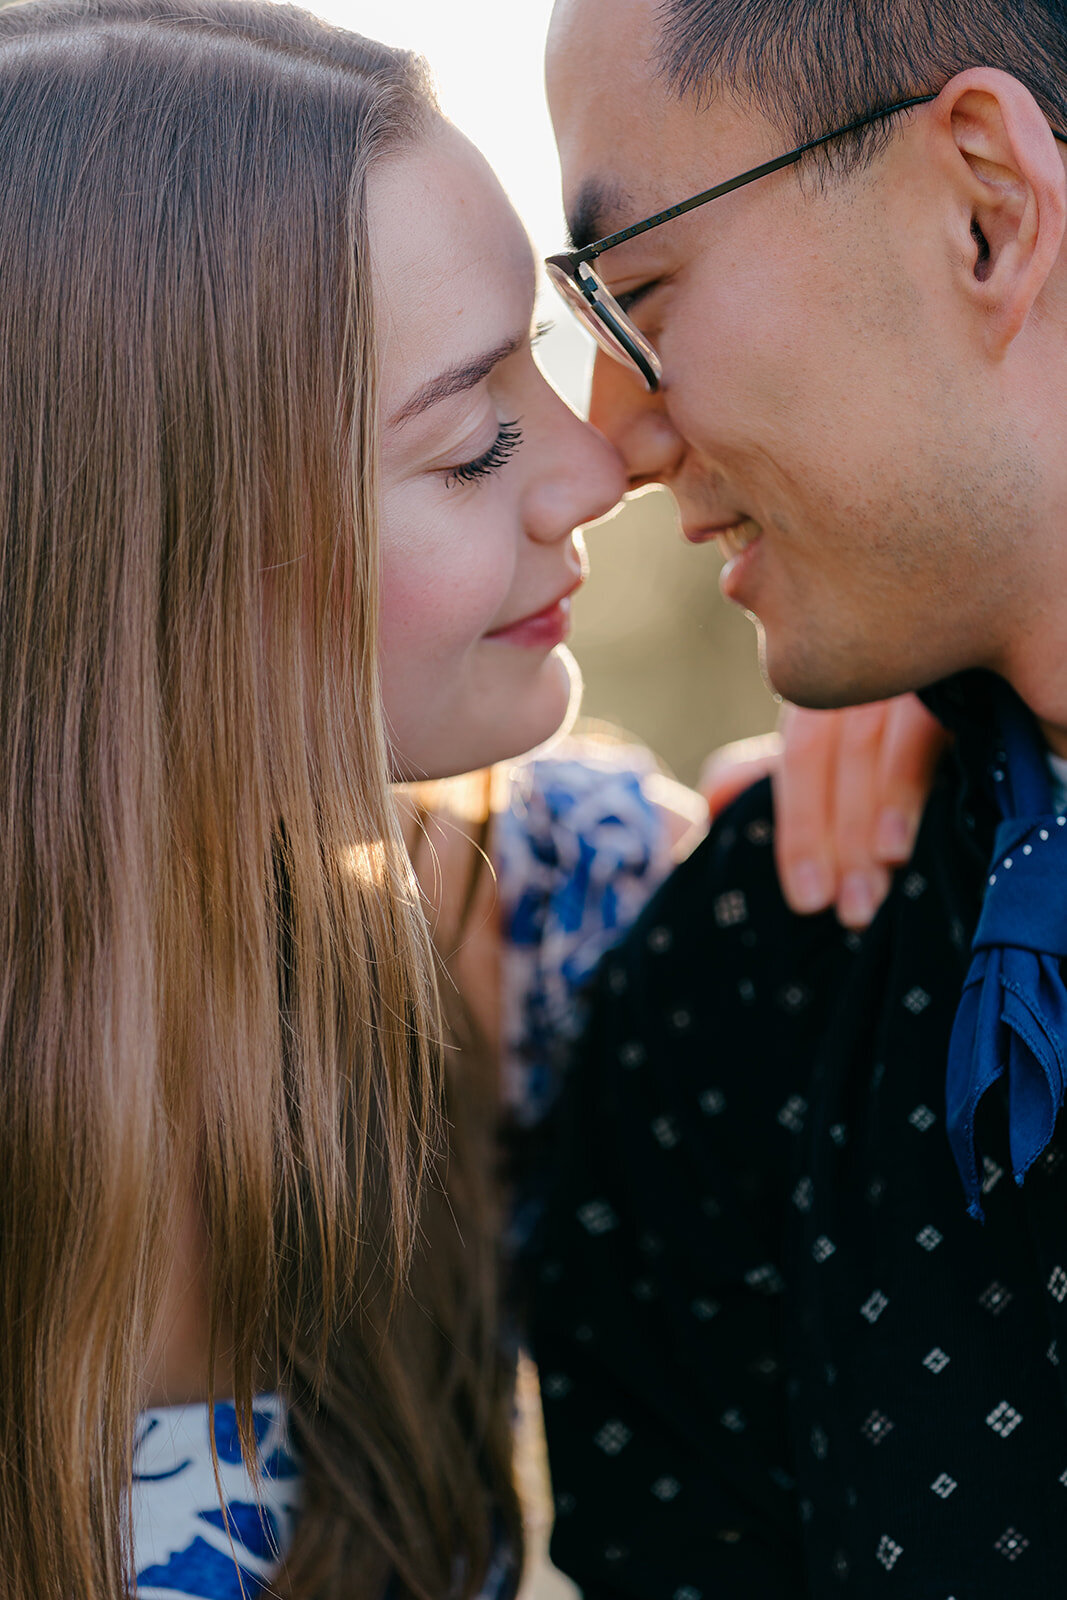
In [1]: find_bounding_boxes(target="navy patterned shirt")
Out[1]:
[530,714,1067,1598]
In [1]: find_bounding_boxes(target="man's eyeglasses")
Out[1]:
[545,95,1067,392]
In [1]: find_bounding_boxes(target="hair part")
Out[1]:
[657,0,1067,169]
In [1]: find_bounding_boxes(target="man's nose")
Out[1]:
[588,348,686,489]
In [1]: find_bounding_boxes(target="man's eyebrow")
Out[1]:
[566,178,631,252]
[388,334,524,428]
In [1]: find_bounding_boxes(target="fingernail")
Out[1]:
[875,807,913,862]
[838,870,876,928]
[788,860,832,914]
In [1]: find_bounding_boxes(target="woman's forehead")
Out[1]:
[368,121,537,411]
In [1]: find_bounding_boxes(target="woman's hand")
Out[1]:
[699,696,949,929]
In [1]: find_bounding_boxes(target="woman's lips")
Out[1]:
[485,584,580,649]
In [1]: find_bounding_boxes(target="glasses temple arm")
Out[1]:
[572,94,940,264]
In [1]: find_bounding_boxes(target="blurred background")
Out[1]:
[321,0,780,785]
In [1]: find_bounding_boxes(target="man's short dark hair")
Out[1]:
[658,0,1067,168]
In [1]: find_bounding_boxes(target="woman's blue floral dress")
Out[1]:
[131,745,673,1597]
[132,1396,300,1599]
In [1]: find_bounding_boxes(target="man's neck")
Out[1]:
[1039,718,1067,759]
[994,597,1067,758]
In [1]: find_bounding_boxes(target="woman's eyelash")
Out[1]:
[445,421,524,489]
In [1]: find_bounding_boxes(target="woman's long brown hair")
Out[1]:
[0,2,519,1594]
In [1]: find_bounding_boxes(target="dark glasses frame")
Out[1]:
[546,94,1067,392]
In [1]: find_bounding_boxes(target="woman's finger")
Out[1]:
[828,700,892,929]
[772,705,840,915]
[872,694,951,864]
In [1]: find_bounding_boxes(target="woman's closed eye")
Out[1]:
[444,420,524,490]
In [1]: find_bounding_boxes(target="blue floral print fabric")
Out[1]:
[132,1395,300,1598]
[496,742,675,1130]
[495,742,675,1255]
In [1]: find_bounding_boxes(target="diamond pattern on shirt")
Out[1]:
[531,766,1067,1600]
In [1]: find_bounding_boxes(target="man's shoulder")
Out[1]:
[616,774,802,950]
[590,762,978,1053]
[617,755,974,957]
[668,772,783,903]
[598,776,854,1023]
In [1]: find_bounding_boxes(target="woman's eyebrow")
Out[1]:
[388,333,524,428]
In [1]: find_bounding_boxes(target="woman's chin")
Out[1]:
[464,644,583,772]
[512,644,583,759]
[390,647,584,784]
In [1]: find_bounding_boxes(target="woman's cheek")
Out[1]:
[379,528,510,665]
[377,510,515,767]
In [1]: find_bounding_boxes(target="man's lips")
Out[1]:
[682,515,760,553]
[681,516,764,604]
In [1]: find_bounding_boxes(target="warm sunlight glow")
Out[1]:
[315,0,594,408]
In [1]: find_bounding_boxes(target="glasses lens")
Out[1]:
[545,259,662,391]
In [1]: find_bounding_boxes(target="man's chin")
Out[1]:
[758,629,918,712]
[753,625,839,711]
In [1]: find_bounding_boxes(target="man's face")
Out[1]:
[547,0,1039,708]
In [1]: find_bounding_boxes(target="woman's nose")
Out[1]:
[588,348,686,489]
[524,394,627,544]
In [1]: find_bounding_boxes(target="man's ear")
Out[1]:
[931,68,1066,351]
